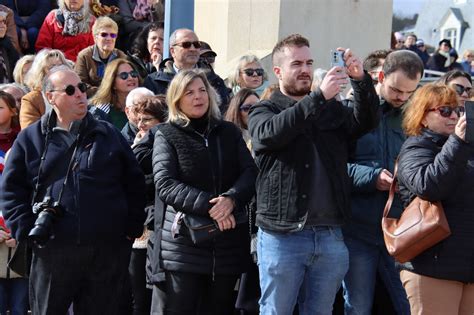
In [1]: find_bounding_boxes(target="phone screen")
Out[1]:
[465,101,474,143]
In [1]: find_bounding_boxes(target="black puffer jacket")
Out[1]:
[152,118,257,275]
[397,129,474,282]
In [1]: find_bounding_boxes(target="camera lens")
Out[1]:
[28,210,56,247]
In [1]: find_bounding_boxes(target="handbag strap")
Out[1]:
[382,161,399,219]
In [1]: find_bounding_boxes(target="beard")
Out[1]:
[281,79,311,98]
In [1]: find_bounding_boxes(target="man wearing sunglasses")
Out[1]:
[342,50,424,315]
[144,28,230,112]
[0,66,146,314]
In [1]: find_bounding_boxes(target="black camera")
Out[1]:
[28,196,64,247]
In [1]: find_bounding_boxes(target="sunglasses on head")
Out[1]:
[453,84,472,96]
[51,82,87,96]
[426,105,465,118]
[239,104,253,112]
[173,41,201,49]
[117,70,138,80]
[99,32,117,39]
[243,68,264,76]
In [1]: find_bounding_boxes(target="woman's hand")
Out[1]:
[208,196,235,221]
[5,238,16,248]
[455,115,467,141]
[151,51,162,70]
[0,229,10,243]
[215,214,236,231]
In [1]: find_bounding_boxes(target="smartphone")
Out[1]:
[331,50,345,68]
[465,101,474,143]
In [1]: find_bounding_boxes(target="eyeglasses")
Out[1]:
[239,104,253,112]
[99,32,117,39]
[50,82,87,96]
[242,68,264,76]
[397,40,405,44]
[117,70,139,80]
[201,55,215,64]
[173,41,201,49]
[453,84,472,96]
[426,105,465,118]
[138,116,158,124]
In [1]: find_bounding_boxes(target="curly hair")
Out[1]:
[130,22,164,62]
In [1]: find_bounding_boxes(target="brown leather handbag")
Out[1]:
[381,163,451,263]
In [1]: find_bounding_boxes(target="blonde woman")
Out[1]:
[35,0,95,61]
[12,54,35,90]
[151,70,257,315]
[90,58,140,129]
[75,16,126,97]
[228,54,268,96]
[20,49,71,129]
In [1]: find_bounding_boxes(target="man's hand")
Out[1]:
[319,66,349,100]
[376,169,393,191]
[341,48,364,81]
[20,28,29,50]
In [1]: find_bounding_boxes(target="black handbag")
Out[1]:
[172,211,248,245]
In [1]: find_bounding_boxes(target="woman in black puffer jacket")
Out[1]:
[397,83,474,315]
[151,70,257,315]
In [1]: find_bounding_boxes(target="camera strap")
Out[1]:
[31,119,82,206]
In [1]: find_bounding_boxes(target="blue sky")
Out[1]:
[393,0,426,16]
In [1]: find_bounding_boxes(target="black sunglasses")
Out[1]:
[239,104,253,112]
[117,70,139,80]
[453,84,472,96]
[51,82,87,96]
[99,32,117,39]
[173,41,201,49]
[243,68,264,76]
[426,105,465,118]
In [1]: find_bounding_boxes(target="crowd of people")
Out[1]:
[0,0,472,315]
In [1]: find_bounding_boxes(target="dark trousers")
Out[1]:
[129,248,152,315]
[165,271,239,315]
[29,240,132,315]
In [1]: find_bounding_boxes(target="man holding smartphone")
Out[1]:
[342,50,424,315]
[248,34,378,314]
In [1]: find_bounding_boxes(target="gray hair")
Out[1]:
[169,28,195,47]
[126,87,154,108]
[0,83,28,95]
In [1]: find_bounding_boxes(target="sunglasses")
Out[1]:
[117,70,139,80]
[239,104,253,112]
[51,82,87,96]
[453,84,472,96]
[99,32,117,39]
[426,105,465,118]
[173,41,201,49]
[243,68,264,76]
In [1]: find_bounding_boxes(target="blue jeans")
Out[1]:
[257,226,349,315]
[342,237,410,315]
[0,278,29,315]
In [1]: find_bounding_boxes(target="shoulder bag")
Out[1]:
[381,162,451,263]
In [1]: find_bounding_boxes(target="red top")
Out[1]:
[35,10,95,62]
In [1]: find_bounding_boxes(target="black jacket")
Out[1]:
[152,119,257,275]
[397,129,474,282]
[144,58,231,112]
[248,73,379,233]
[0,36,19,82]
[0,111,146,245]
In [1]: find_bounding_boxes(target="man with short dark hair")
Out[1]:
[248,34,379,314]
[0,67,146,314]
[363,49,392,85]
[342,50,424,315]
[144,28,230,111]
